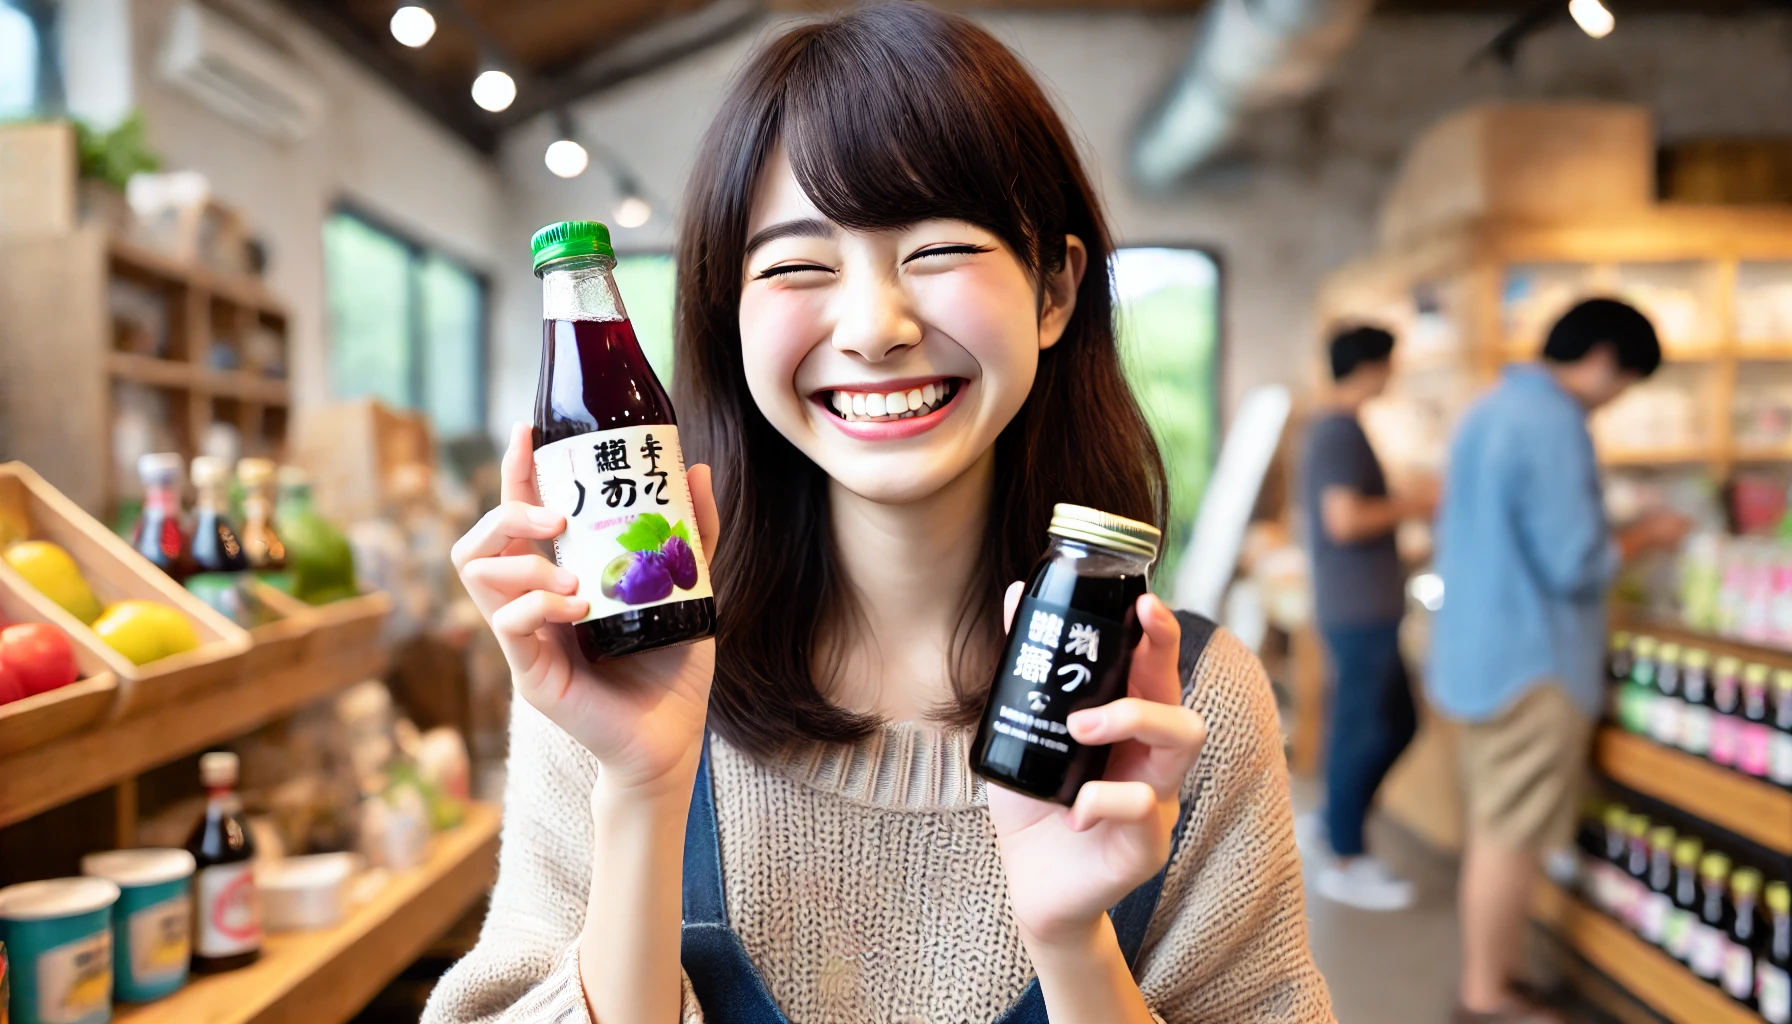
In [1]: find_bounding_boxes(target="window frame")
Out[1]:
[324,200,492,437]
[1110,240,1226,457]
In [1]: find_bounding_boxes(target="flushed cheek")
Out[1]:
[739,289,825,416]
[911,274,1038,405]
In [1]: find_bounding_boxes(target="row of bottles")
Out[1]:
[1578,803,1791,1021]
[1608,632,1792,787]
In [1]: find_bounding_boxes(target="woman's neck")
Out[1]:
[824,448,995,723]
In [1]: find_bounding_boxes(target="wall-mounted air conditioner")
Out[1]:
[158,2,325,144]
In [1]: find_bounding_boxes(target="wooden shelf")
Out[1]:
[0,641,389,828]
[107,351,196,389]
[109,237,285,318]
[1610,610,1792,671]
[1533,882,1761,1024]
[1598,446,1717,466]
[1594,727,1792,855]
[200,369,290,406]
[116,803,501,1024]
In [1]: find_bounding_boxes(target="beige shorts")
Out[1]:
[1458,683,1594,851]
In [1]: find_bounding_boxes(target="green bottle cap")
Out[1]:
[531,220,614,273]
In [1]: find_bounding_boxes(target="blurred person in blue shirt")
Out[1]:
[1299,326,1438,913]
[1431,298,1689,1024]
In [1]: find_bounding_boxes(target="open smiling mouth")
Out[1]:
[818,378,964,422]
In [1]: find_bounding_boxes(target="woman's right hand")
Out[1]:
[452,423,721,796]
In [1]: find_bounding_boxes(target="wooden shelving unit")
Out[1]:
[115,802,501,1024]
[0,638,389,828]
[1611,608,1792,674]
[1532,882,1762,1024]
[1594,726,1792,855]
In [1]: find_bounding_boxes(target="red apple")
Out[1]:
[0,623,77,697]
[0,659,26,705]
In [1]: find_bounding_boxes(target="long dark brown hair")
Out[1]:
[674,1,1167,758]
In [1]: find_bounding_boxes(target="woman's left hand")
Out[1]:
[987,588,1208,950]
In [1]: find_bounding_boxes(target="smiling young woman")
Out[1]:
[427,5,1333,1024]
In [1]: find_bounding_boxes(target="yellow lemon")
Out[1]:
[4,540,102,624]
[92,600,196,665]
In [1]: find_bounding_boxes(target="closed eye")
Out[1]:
[754,262,834,280]
[903,244,995,264]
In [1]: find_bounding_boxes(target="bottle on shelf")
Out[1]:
[1772,670,1792,788]
[1680,648,1715,759]
[1624,813,1652,932]
[1619,637,1660,735]
[1692,851,1734,983]
[1742,663,1775,778]
[1609,630,1635,685]
[1649,642,1685,749]
[1712,656,1746,769]
[1640,824,1677,947]
[186,751,260,973]
[1596,804,1632,917]
[273,466,358,605]
[1761,880,1792,1024]
[1727,867,1764,1008]
[235,458,287,581]
[1664,835,1704,964]
[131,452,195,583]
[185,455,260,627]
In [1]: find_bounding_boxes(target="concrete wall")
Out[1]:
[488,9,1792,432]
[125,0,509,416]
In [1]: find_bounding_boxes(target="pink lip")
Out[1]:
[814,380,966,441]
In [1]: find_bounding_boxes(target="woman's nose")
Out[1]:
[830,273,923,362]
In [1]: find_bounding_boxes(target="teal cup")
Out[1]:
[0,877,120,1024]
[80,850,195,1003]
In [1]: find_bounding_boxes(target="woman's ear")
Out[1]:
[1038,234,1087,351]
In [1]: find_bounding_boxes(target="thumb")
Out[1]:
[689,464,721,561]
[1002,581,1024,634]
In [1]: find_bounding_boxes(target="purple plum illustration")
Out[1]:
[614,551,674,605]
[660,535,698,590]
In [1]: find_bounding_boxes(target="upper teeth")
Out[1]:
[830,381,949,421]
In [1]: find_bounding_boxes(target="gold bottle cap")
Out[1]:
[1048,504,1161,560]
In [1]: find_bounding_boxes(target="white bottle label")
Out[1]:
[1649,696,1683,747]
[1772,731,1792,786]
[1639,891,1670,944]
[1725,942,1756,1000]
[34,930,111,1024]
[1761,962,1792,1023]
[196,861,261,957]
[1692,923,1727,979]
[532,426,713,622]
[130,892,192,984]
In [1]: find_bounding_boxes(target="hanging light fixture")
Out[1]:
[471,68,516,112]
[545,111,589,178]
[613,191,653,229]
[389,5,436,48]
[1569,0,1615,39]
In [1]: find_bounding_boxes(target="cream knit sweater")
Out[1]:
[423,627,1335,1024]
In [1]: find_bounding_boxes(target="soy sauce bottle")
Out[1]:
[1649,643,1683,748]
[1760,881,1792,1024]
[1692,852,1734,983]
[973,504,1159,805]
[529,220,714,660]
[1640,825,1676,947]
[1664,835,1704,963]
[132,452,195,582]
[1726,867,1763,1007]
[1681,649,1714,758]
[186,752,260,973]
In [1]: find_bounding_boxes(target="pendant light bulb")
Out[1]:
[614,194,652,229]
[471,69,517,113]
[389,6,436,48]
[545,139,590,179]
[1569,0,1614,39]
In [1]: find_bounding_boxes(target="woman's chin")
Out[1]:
[818,449,987,507]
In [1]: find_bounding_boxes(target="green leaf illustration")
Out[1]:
[670,520,691,545]
[616,513,673,553]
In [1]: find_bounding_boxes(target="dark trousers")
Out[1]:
[1320,620,1417,859]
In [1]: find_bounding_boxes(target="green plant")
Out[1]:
[74,110,160,191]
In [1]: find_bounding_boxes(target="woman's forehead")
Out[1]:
[746,148,822,235]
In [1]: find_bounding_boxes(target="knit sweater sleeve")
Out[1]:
[421,694,708,1024]
[1135,628,1337,1024]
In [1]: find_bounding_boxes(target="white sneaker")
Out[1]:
[1316,859,1417,912]
[1295,811,1327,856]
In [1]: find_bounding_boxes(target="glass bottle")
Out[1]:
[1621,637,1659,735]
[1640,825,1676,947]
[1624,813,1651,933]
[1727,867,1764,1007]
[1692,852,1735,983]
[1609,630,1635,684]
[131,452,194,583]
[974,504,1158,805]
[1742,663,1775,778]
[1772,670,1792,788]
[530,220,715,660]
[1664,835,1704,964]
[1649,642,1684,748]
[1597,803,1631,917]
[1680,649,1714,758]
[185,752,260,973]
[1712,656,1745,768]
[235,458,287,576]
[1760,880,1792,1024]
[189,456,248,574]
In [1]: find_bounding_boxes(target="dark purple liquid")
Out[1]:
[534,316,715,660]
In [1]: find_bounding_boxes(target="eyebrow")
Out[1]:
[745,218,835,258]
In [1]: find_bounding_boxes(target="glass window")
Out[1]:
[1113,247,1221,591]
[613,253,677,384]
[322,209,488,438]
[0,2,41,119]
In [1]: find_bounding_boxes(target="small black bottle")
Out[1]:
[186,751,261,973]
[973,504,1159,805]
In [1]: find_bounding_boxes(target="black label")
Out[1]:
[984,596,1129,772]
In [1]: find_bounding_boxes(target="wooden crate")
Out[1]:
[0,462,249,717]
[0,576,117,758]
[245,581,314,675]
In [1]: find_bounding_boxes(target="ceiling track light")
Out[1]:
[389,4,436,48]
[545,110,590,178]
[471,66,516,113]
[1569,0,1615,39]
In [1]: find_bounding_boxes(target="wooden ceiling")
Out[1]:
[277,0,1787,152]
